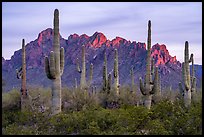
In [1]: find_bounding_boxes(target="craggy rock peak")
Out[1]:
[90,32,107,48]
[2,28,202,92]
[37,28,54,46]
[151,43,178,66]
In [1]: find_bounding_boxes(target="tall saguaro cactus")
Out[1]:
[139,20,158,109]
[77,45,86,89]
[16,39,28,111]
[114,49,119,95]
[179,41,196,107]
[103,51,108,92]
[44,9,64,115]
[76,45,93,90]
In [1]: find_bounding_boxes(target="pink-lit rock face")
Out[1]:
[90,32,107,48]
[4,28,196,92]
[151,43,177,65]
[111,36,124,46]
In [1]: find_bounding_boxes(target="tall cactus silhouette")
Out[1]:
[77,45,86,89]
[139,20,158,109]
[16,39,29,111]
[77,45,93,90]
[114,49,119,95]
[179,41,196,107]
[102,51,108,92]
[44,9,64,115]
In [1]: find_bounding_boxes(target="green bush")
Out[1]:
[2,87,202,135]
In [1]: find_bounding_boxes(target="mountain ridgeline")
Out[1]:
[2,28,202,92]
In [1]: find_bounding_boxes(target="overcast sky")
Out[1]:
[2,2,202,65]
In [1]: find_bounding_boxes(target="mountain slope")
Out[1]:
[2,28,202,92]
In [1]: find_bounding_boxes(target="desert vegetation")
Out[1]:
[2,86,202,135]
[2,9,202,135]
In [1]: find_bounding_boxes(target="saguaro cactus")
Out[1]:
[152,67,161,103]
[179,41,196,107]
[16,39,29,111]
[76,45,93,90]
[102,51,108,92]
[77,45,86,90]
[139,20,158,109]
[44,9,64,115]
[114,49,119,95]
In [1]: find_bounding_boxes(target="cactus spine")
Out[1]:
[16,39,28,111]
[139,20,158,109]
[179,41,196,107]
[103,51,108,92]
[44,9,64,115]
[114,49,119,95]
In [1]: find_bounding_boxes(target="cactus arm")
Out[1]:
[139,77,147,95]
[45,56,53,79]
[150,67,158,95]
[60,47,64,75]
[191,77,196,92]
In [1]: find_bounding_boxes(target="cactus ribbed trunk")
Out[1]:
[20,39,29,111]
[179,41,197,107]
[44,9,64,115]
[21,39,26,98]
[114,49,119,95]
[145,20,151,95]
[184,42,191,107]
[81,45,86,89]
[144,95,152,110]
[139,20,159,109]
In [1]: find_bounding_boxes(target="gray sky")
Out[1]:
[2,2,202,64]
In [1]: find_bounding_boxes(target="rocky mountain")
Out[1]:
[2,28,202,92]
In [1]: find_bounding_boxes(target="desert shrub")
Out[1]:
[62,87,99,112]
[2,89,20,110]
[2,87,202,135]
